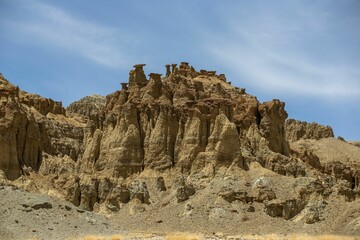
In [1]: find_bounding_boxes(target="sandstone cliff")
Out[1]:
[0,63,359,236]
[67,95,106,118]
[0,73,83,180]
[285,119,334,141]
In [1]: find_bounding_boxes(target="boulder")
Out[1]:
[128,180,150,204]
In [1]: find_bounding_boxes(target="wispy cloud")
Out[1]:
[209,41,360,99]
[204,3,360,100]
[3,1,136,68]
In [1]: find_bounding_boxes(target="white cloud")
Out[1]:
[212,43,359,96]
[6,1,136,68]
[206,17,360,100]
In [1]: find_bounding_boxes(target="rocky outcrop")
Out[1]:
[175,177,195,203]
[265,199,306,220]
[0,64,338,184]
[350,141,360,148]
[0,75,41,180]
[66,95,106,118]
[19,91,65,116]
[0,74,83,180]
[285,119,334,141]
[258,100,289,155]
[1,62,359,232]
[84,63,292,178]
[290,138,360,195]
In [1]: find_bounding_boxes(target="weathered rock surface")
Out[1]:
[285,119,334,141]
[20,91,65,116]
[0,75,41,180]
[259,100,289,155]
[66,95,106,118]
[0,185,115,240]
[350,141,360,148]
[0,73,84,183]
[0,63,359,237]
[290,138,360,200]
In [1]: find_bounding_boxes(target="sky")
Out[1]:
[0,0,359,140]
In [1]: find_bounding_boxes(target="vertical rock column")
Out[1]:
[171,64,178,75]
[129,64,148,88]
[258,99,289,155]
[165,64,171,77]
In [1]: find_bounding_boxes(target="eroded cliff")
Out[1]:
[0,63,359,236]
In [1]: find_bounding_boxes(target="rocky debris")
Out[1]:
[0,185,116,240]
[302,201,327,224]
[155,177,167,192]
[176,177,196,202]
[285,119,334,141]
[218,190,254,203]
[128,180,150,204]
[261,153,307,178]
[105,183,130,211]
[264,201,283,217]
[31,202,53,210]
[176,184,195,202]
[290,138,360,192]
[338,180,360,202]
[79,177,99,211]
[57,175,81,206]
[265,199,307,220]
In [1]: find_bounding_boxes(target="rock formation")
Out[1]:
[67,95,105,118]
[0,74,83,180]
[285,119,334,141]
[0,63,359,237]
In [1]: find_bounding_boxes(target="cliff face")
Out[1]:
[0,73,84,180]
[67,95,105,118]
[0,75,33,180]
[73,63,295,180]
[285,119,334,141]
[0,63,359,235]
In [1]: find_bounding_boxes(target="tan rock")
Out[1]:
[20,91,65,116]
[285,119,334,141]
[129,64,147,88]
[66,95,105,118]
[258,99,289,155]
[1,62,359,234]
[0,76,41,180]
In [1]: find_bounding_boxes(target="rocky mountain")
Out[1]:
[0,63,359,239]
[67,94,106,119]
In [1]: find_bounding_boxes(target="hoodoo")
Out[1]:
[0,63,359,238]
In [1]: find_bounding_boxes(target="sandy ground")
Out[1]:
[78,233,360,240]
[1,181,359,240]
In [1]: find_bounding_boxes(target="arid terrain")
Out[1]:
[0,62,359,240]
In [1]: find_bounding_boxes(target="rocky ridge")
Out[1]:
[0,63,359,238]
[67,95,106,119]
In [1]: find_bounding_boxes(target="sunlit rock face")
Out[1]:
[84,62,293,178]
[1,63,359,233]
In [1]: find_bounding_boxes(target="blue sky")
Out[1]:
[0,0,359,140]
